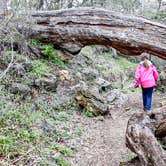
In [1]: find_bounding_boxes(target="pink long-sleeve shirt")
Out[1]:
[134,64,159,88]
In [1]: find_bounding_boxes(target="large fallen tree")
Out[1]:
[24,8,166,60]
[1,8,166,59]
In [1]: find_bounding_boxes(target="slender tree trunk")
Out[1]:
[67,0,74,8]
[36,0,44,10]
[157,0,162,12]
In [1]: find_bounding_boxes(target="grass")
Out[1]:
[29,59,51,77]
[54,144,74,157]
[0,107,42,157]
[28,39,65,67]
[52,112,69,121]
[0,98,75,165]
[27,39,42,46]
[116,54,137,70]
[82,108,94,117]
[55,156,71,166]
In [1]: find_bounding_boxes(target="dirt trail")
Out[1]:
[69,91,165,166]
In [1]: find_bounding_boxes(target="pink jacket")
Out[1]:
[134,64,159,88]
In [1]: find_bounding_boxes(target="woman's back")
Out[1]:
[136,64,157,88]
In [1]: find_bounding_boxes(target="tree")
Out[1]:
[157,0,163,11]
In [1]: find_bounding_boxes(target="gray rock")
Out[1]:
[10,63,26,77]
[22,62,33,71]
[96,78,113,93]
[34,73,57,91]
[75,79,128,115]
[10,83,31,95]
[82,67,97,80]
[109,89,128,105]
[75,83,110,115]
[104,92,116,103]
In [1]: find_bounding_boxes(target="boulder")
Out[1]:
[10,63,26,77]
[75,82,110,115]
[34,73,57,91]
[10,83,31,95]
[75,79,128,115]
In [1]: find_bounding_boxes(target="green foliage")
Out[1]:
[54,144,74,157]
[155,12,166,20]
[82,108,94,117]
[28,39,41,46]
[41,44,55,59]
[55,156,71,166]
[0,107,42,156]
[29,60,51,77]
[41,44,65,67]
[52,112,69,121]
[116,54,137,69]
[112,81,122,89]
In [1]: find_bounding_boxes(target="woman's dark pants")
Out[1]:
[141,87,154,111]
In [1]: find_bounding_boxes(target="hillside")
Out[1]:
[0,43,165,165]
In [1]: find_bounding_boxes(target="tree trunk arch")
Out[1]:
[25,8,166,60]
[1,8,166,60]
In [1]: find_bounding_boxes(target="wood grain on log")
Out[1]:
[155,119,166,138]
[26,8,166,59]
[126,106,166,166]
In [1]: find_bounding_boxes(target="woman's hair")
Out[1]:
[143,59,150,68]
[140,53,151,68]
[141,53,149,61]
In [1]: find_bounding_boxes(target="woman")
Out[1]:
[134,54,159,112]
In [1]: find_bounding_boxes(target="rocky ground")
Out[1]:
[0,45,165,166]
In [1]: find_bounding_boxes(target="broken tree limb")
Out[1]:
[126,106,166,166]
[25,8,166,59]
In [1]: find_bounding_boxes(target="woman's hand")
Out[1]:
[134,85,139,88]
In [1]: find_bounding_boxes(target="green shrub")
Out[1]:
[82,108,94,117]
[41,44,55,59]
[28,39,41,46]
[41,44,65,67]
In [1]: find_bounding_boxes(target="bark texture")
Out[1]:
[155,119,166,138]
[126,106,166,166]
[27,8,166,59]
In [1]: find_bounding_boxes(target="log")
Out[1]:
[155,119,166,138]
[126,106,166,166]
[25,8,166,59]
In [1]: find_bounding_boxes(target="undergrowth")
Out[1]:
[29,59,51,77]
[28,39,65,67]
[0,100,75,165]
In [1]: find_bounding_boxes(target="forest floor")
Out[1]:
[68,90,165,166]
[0,45,165,166]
